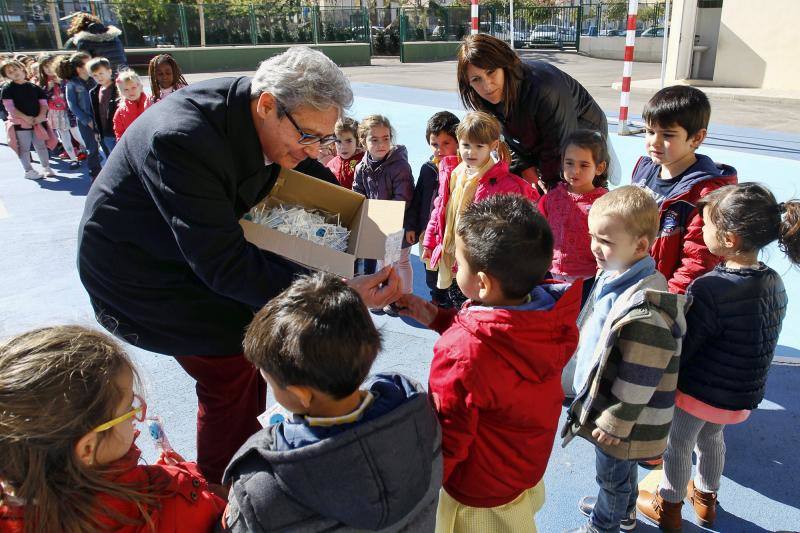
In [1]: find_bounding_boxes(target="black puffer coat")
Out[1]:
[679,263,788,410]
[488,60,606,188]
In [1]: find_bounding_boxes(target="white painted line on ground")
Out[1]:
[0,198,8,219]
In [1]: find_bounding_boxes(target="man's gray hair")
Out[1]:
[251,46,353,114]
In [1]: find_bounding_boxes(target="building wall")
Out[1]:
[579,36,663,63]
[712,0,798,89]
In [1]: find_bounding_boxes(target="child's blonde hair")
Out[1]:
[115,68,142,88]
[589,185,659,244]
[455,111,512,162]
[357,114,395,144]
[0,326,165,533]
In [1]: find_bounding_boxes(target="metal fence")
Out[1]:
[0,1,370,52]
[0,1,668,54]
[579,1,667,37]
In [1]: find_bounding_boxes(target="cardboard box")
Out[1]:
[240,167,405,278]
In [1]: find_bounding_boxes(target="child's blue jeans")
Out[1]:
[591,447,638,532]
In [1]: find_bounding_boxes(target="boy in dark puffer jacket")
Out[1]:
[632,85,737,295]
[221,273,442,533]
[638,183,799,530]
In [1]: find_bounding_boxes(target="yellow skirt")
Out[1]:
[435,480,545,533]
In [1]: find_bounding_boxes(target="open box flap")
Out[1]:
[355,199,406,259]
[270,167,363,227]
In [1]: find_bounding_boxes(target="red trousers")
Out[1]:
[175,353,266,484]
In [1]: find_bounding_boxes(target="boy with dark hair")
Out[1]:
[633,85,737,294]
[63,52,101,178]
[404,110,460,307]
[399,194,581,532]
[221,273,442,533]
[87,57,119,158]
[562,186,688,533]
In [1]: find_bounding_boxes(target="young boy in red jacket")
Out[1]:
[633,85,737,295]
[398,194,581,532]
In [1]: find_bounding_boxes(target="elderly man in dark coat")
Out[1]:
[77,46,401,484]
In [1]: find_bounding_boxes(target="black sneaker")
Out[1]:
[579,496,637,531]
[69,160,81,170]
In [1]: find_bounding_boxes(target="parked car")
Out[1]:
[641,26,664,37]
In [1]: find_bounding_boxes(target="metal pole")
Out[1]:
[509,0,514,50]
[199,0,206,47]
[49,2,63,49]
[470,0,478,35]
[659,0,671,88]
[617,0,639,135]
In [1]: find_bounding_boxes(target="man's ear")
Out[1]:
[256,92,277,119]
[286,385,314,410]
[75,431,99,466]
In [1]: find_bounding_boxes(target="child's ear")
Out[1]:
[690,128,707,148]
[724,231,740,251]
[75,431,99,466]
[286,385,314,410]
[636,235,651,256]
[476,271,493,300]
[595,160,608,176]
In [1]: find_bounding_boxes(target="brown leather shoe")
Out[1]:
[637,489,683,532]
[687,480,717,526]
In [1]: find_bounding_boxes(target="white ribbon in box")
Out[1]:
[240,167,405,278]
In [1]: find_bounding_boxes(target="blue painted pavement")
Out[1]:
[0,82,798,532]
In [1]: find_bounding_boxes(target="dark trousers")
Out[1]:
[425,268,451,306]
[175,353,266,484]
[77,122,101,177]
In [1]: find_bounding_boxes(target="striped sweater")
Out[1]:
[561,272,688,460]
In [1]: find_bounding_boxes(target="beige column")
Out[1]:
[199,0,206,47]
[49,2,63,49]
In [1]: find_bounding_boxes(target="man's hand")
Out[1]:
[347,266,402,309]
[395,293,438,326]
[405,230,417,245]
[592,428,621,446]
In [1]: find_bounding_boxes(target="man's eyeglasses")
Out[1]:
[92,394,146,433]
[278,102,337,147]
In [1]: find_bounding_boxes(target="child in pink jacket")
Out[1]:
[423,111,538,305]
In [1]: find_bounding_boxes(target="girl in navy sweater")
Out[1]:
[637,183,800,530]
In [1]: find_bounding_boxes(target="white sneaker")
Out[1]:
[24,169,43,180]
[42,167,56,177]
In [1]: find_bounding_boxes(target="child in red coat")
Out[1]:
[0,326,225,533]
[113,69,149,140]
[399,195,580,532]
[326,116,364,189]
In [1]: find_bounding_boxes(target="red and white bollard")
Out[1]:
[471,0,479,35]
[618,0,639,135]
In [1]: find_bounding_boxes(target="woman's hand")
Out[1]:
[421,247,432,261]
[395,294,438,326]
[405,230,416,245]
[347,266,402,309]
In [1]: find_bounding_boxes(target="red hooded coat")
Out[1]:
[428,281,581,508]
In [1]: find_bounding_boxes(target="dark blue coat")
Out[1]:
[78,77,303,357]
[404,159,438,236]
[679,263,787,410]
[70,23,128,72]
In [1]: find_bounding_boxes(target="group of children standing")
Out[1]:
[1,52,187,180]
[0,83,797,533]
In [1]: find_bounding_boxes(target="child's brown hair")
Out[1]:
[455,111,512,163]
[55,52,90,81]
[148,54,187,102]
[562,129,610,189]
[0,59,25,79]
[357,114,395,145]
[335,116,360,140]
[0,326,164,533]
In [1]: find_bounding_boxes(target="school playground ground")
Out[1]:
[1,53,799,532]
